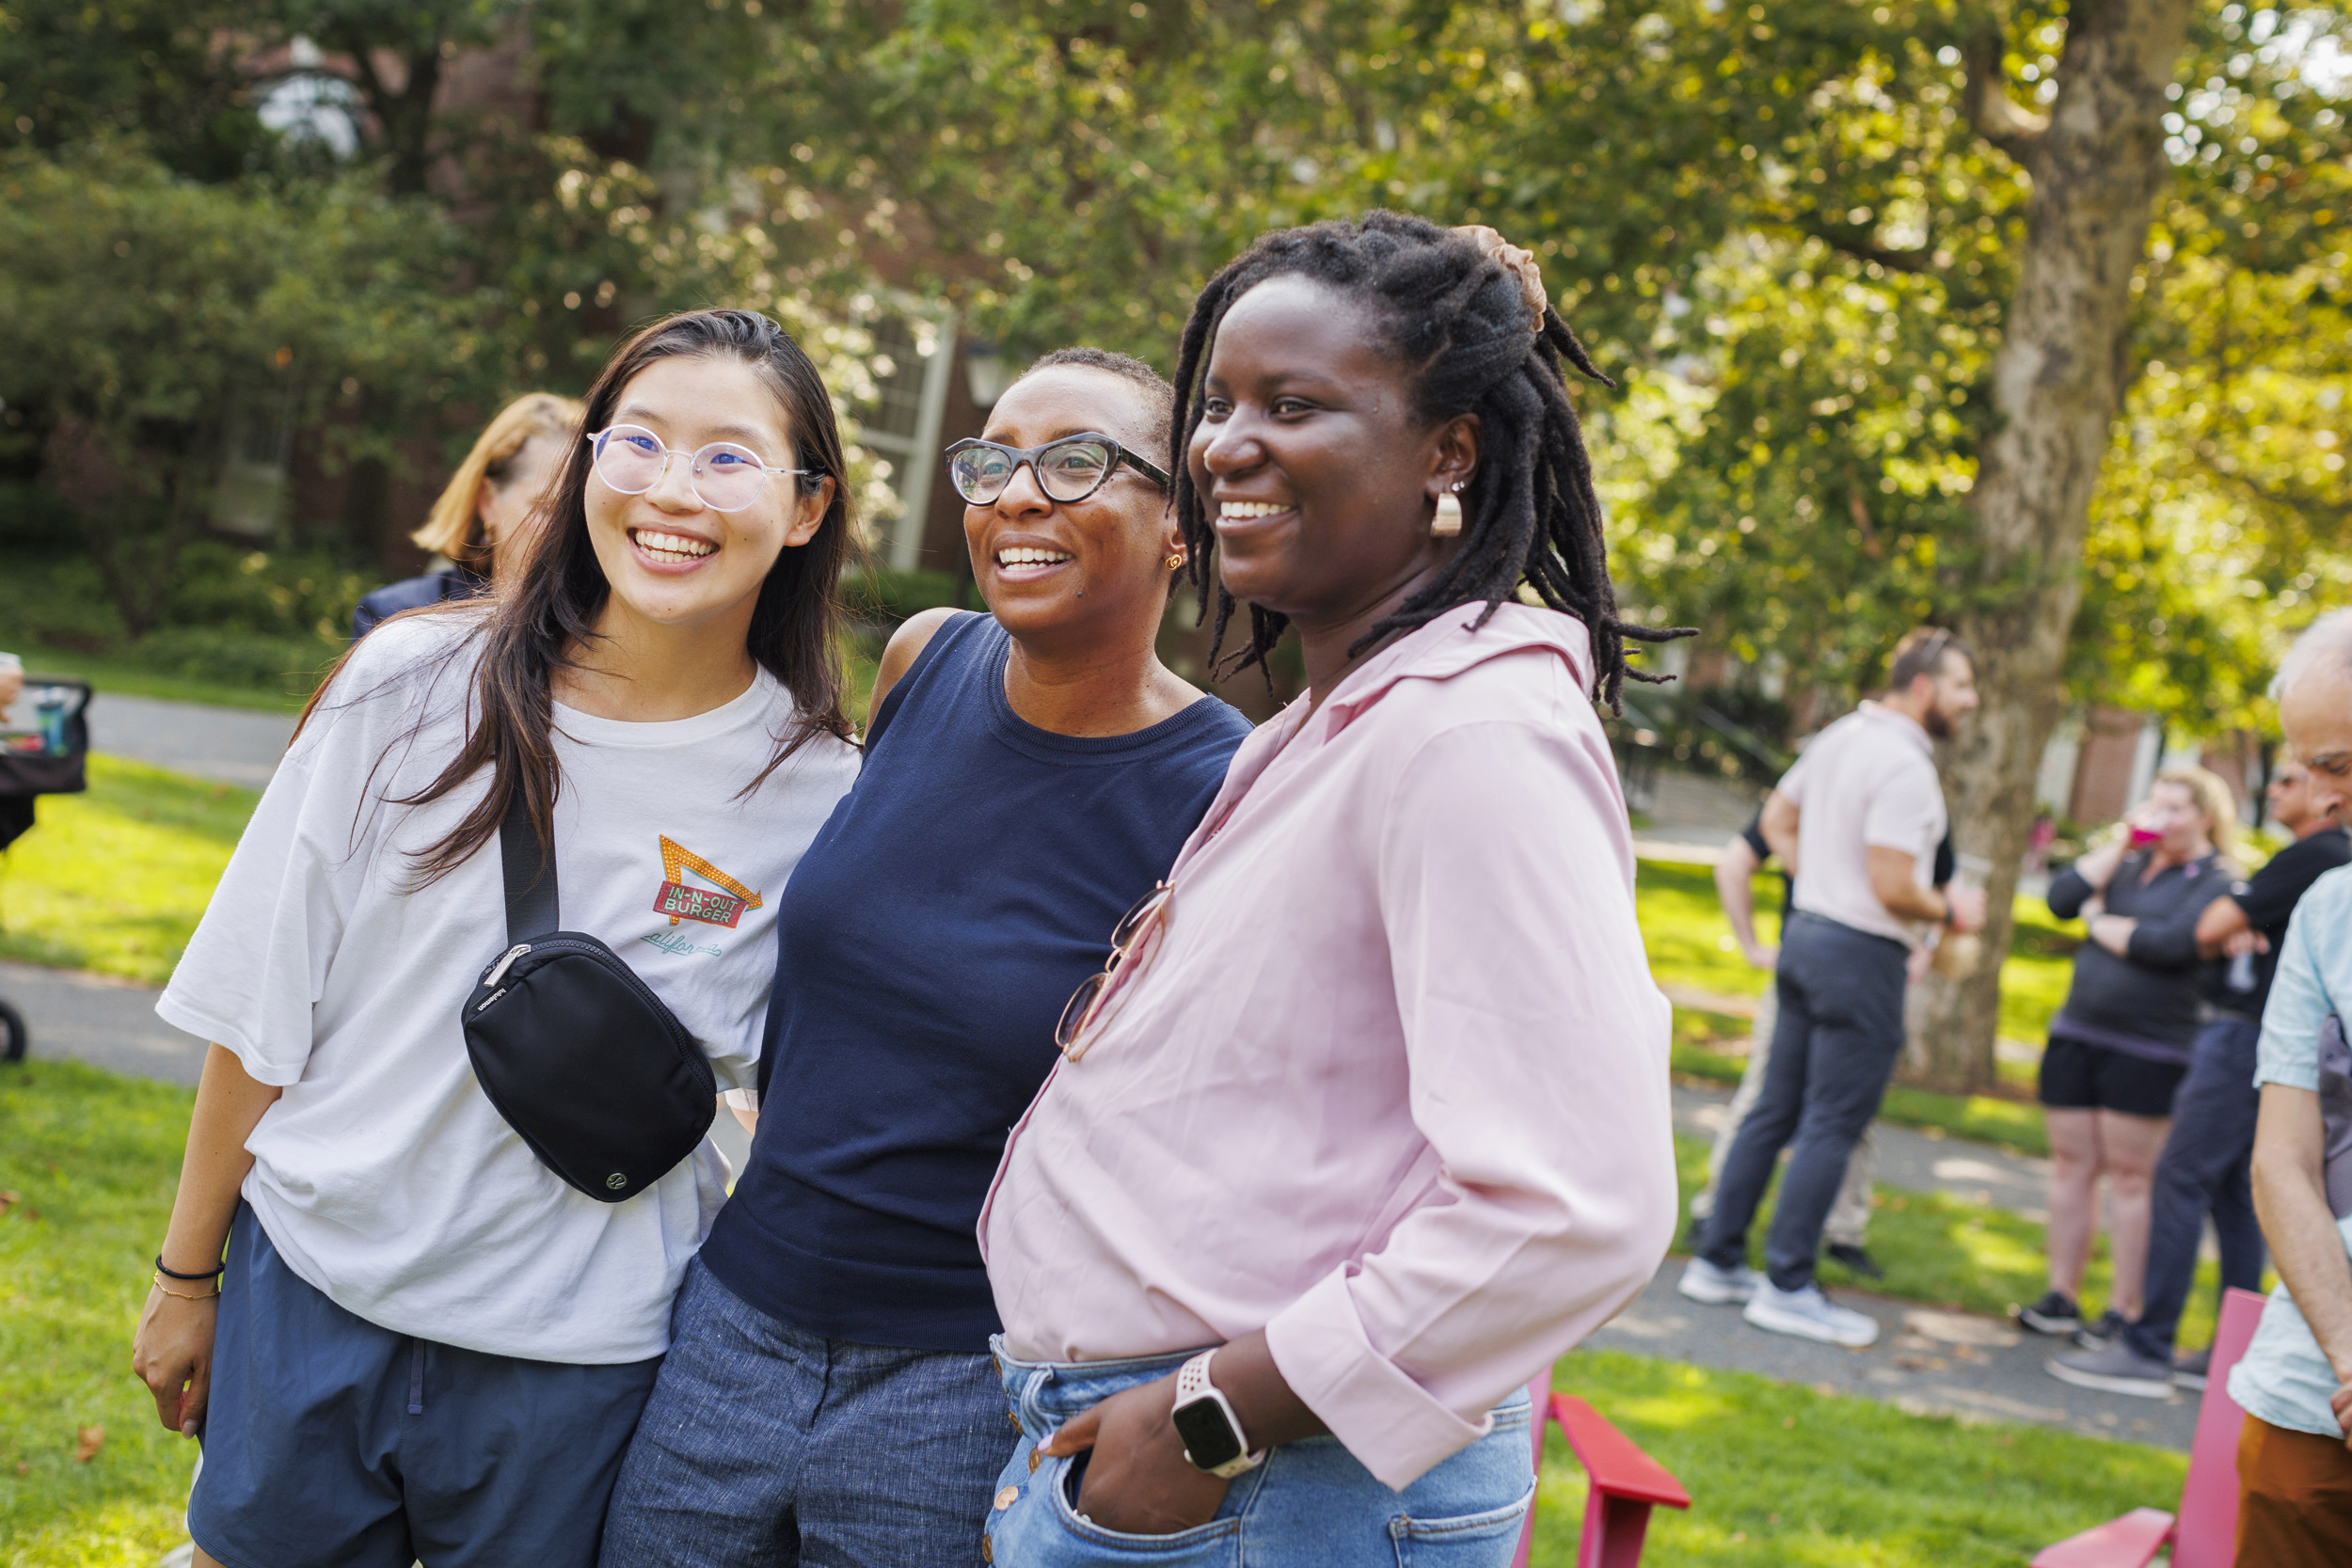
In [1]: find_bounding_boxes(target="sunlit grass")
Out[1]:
[1636,858,2079,1053]
[0,756,255,987]
[1670,1129,2230,1348]
[1534,1351,2187,1566]
[0,1059,198,1566]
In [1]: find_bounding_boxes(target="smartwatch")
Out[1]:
[1169,1351,1265,1479]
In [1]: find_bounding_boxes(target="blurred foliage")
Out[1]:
[2,0,2349,735]
[724,0,2352,737]
[0,144,471,633]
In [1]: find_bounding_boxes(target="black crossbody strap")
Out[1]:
[499,784,562,942]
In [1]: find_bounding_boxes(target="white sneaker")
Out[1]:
[1742,1282,1880,1347]
[1677,1257,1763,1306]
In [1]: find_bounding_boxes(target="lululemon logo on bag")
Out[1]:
[606,1172,628,1191]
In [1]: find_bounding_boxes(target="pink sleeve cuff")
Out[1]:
[1263,1270,1492,1492]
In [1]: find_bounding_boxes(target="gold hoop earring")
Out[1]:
[1431,483,1465,538]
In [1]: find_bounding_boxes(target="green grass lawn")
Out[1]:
[0,757,257,987]
[1535,1350,2186,1567]
[11,647,317,715]
[1635,857,2079,1055]
[0,1060,200,1567]
[1670,1011,2057,1158]
[0,1056,2196,1568]
[1668,1130,2230,1347]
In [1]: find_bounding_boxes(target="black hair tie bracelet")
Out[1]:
[155,1253,227,1281]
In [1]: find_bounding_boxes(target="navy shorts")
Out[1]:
[189,1201,663,1568]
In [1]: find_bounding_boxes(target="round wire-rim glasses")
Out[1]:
[1054,880,1173,1061]
[585,425,818,514]
[945,433,1171,507]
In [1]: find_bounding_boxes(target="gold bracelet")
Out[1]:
[151,1272,220,1301]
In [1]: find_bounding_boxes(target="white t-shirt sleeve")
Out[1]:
[155,676,389,1085]
[1862,760,1943,861]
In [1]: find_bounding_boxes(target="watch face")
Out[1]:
[1170,1396,1245,1471]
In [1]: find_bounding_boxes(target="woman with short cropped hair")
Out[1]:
[599,347,1249,1568]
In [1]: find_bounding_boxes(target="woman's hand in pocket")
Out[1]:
[1039,1374,1230,1535]
[132,1285,218,1437]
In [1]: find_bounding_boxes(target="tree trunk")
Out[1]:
[1904,0,2194,1092]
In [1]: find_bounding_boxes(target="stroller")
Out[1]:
[0,675,91,1062]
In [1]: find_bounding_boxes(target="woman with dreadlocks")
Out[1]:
[977,212,1679,1565]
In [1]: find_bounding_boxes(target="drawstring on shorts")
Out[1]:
[407,1339,429,1416]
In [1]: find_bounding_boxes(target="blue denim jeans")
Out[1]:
[598,1259,1011,1567]
[2126,1017,2267,1363]
[983,1339,1534,1568]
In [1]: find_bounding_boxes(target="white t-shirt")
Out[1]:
[157,613,858,1363]
[1776,702,1947,949]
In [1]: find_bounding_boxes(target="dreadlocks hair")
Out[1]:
[1168,209,1690,712]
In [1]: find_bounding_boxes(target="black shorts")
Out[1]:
[2038,1034,2187,1119]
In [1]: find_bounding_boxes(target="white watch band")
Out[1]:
[1172,1351,1265,1479]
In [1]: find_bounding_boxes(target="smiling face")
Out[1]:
[1187,274,1475,637]
[581,353,830,637]
[964,364,1180,653]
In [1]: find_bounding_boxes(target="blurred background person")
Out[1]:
[2229,610,2352,1561]
[1682,627,1983,1347]
[352,392,582,638]
[2020,767,2240,1348]
[2050,752,2348,1397]
[1687,813,1882,1279]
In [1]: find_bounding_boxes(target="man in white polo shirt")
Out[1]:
[1680,627,1988,1346]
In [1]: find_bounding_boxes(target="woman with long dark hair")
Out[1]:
[129,309,862,1568]
[978,214,1679,1566]
[599,347,1249,1567]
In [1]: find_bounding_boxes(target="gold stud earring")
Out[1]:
[1431,483,1465,538]
[1166,552,1184,570]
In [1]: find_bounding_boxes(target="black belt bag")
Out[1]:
[461,789,715,1202]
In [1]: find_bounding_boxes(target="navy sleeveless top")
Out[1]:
[703,612,1251,1350]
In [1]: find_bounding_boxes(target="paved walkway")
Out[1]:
[13,958,2177,1449]
[0,958,757,1173]
[4,958,210,1085]
[1674,1081,2049,1219]
[1582,1268,2201,1449]
[8,709,2165,1450]
[83,693,295,789]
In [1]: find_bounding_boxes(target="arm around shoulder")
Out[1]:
[866,607,963,726]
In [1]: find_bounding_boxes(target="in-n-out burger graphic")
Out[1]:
[651,836,764,929]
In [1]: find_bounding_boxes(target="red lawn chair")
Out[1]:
[1511,1365,1692,1568]
[2031,1286,2269,1568]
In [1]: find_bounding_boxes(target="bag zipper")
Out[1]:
[506,935,708,1075]
[482,943,532,989]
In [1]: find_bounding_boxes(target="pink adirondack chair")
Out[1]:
[2031,1286,2269,1568]
[1510,1365,1692,1568]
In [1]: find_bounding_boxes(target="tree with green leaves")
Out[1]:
[0,147,470,632]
